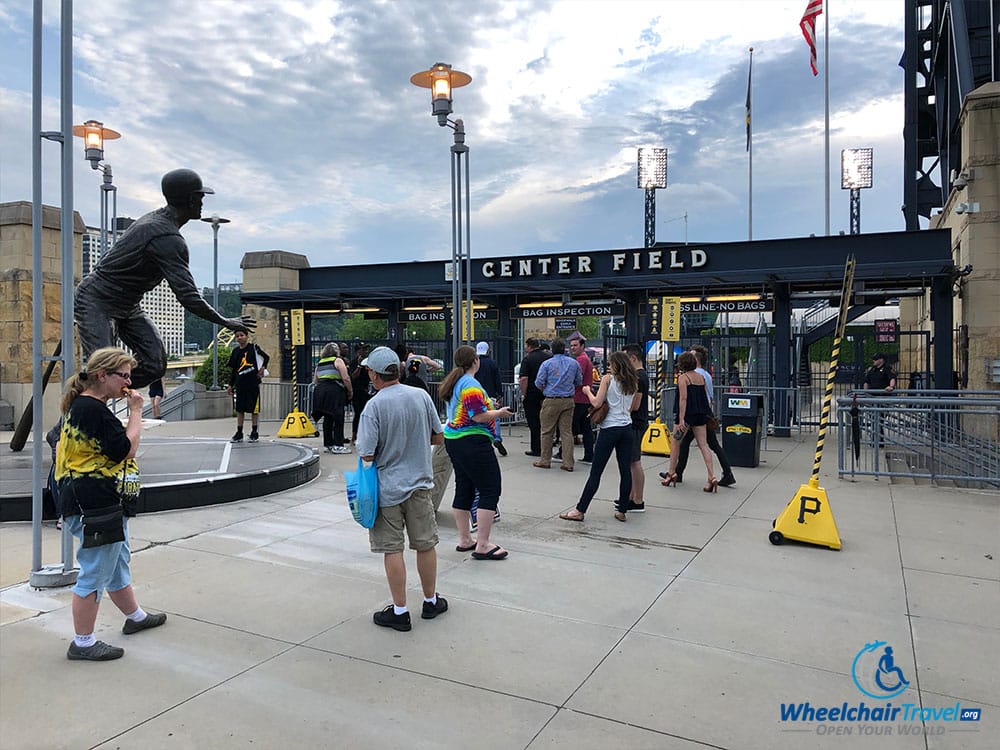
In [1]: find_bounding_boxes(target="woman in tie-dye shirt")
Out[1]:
[440,345,513,560]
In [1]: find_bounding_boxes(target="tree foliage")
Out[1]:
[184,289,244,348]
[194,345,233,388]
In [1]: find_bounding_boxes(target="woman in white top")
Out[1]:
[560,351,639,523]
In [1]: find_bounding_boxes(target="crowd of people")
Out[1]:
[54,331,751,655]
[53,168,748,656]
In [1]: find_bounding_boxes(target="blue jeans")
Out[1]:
[575,425,633,514]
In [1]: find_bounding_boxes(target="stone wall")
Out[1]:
[240,251,310,381]
[907,82,999,391]
[0,202,85,429]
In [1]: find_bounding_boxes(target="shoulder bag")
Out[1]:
[588,401,610,427]
[81,504,126,548]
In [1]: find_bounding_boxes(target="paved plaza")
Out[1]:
[1,418,996,749]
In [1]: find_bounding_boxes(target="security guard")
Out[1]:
[863,353,896,392]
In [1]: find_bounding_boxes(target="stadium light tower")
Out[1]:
[637,147,668,248]
[841,148,873,235]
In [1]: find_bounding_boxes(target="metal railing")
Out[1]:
[836,390,1000,487]
[259,381,313,421]
[145,387,194,420]
[112,384,202,421]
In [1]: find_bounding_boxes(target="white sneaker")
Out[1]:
[333,445,352,454]
[324,446,335,454]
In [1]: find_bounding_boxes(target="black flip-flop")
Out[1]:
[456,543,477,552]
[471,546,508,560]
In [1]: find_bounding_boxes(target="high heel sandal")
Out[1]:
[703,477,719,494]
[661,472,678,487]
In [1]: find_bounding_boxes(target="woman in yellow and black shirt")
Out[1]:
[55,347,166,661]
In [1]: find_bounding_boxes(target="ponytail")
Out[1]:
[438,345,477,402]
[60,374,89,414]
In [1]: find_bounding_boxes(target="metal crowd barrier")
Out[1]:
[836,390,1000,487]
[258,381,313,422]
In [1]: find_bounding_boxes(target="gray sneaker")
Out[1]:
[122,612,167,635]
[67,640,124,661]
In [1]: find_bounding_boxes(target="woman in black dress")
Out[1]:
[661,351,718,492]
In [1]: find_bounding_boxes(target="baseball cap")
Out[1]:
[476,341,489,355]
[873,352,887,360]
[161,168,214,204]
[362,346,399,375]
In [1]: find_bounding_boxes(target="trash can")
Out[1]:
[721,393,763,468]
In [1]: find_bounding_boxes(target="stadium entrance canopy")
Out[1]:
[243,228,956,401]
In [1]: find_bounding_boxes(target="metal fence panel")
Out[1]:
[258,382,313,421]
[837,391,1000,487]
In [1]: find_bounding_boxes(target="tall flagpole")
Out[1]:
[747,47,753,241]
[823,3,830,235]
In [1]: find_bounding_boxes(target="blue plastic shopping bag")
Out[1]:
[345,458,379,528]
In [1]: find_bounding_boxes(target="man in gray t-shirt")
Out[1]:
[355,346,447,632]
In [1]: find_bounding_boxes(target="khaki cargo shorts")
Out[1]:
[369,487,439,553]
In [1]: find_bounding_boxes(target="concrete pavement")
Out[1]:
[1,418,996,749]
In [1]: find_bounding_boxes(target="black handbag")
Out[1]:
[81,503,125,548]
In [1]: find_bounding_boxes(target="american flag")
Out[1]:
[800,0,823,76]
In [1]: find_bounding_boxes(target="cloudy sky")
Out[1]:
[1,0,912,290]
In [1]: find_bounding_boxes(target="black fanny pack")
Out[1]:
[81,503,125,548]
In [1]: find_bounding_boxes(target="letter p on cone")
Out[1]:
[277,409,318,438]
[770,479,841,550]
[641,419,672,456]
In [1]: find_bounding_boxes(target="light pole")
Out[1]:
[638,147,669,412]
[200,214,231,389]
[411,62,473,351]
[841,148,873,235]
[72,119,121,255]
[637,147,667,248]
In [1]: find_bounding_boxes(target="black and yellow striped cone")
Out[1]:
[278,341,318,438]
[770,478,842,550]
[770,255,852,552]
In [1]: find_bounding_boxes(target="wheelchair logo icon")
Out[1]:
[852,640,910,700]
